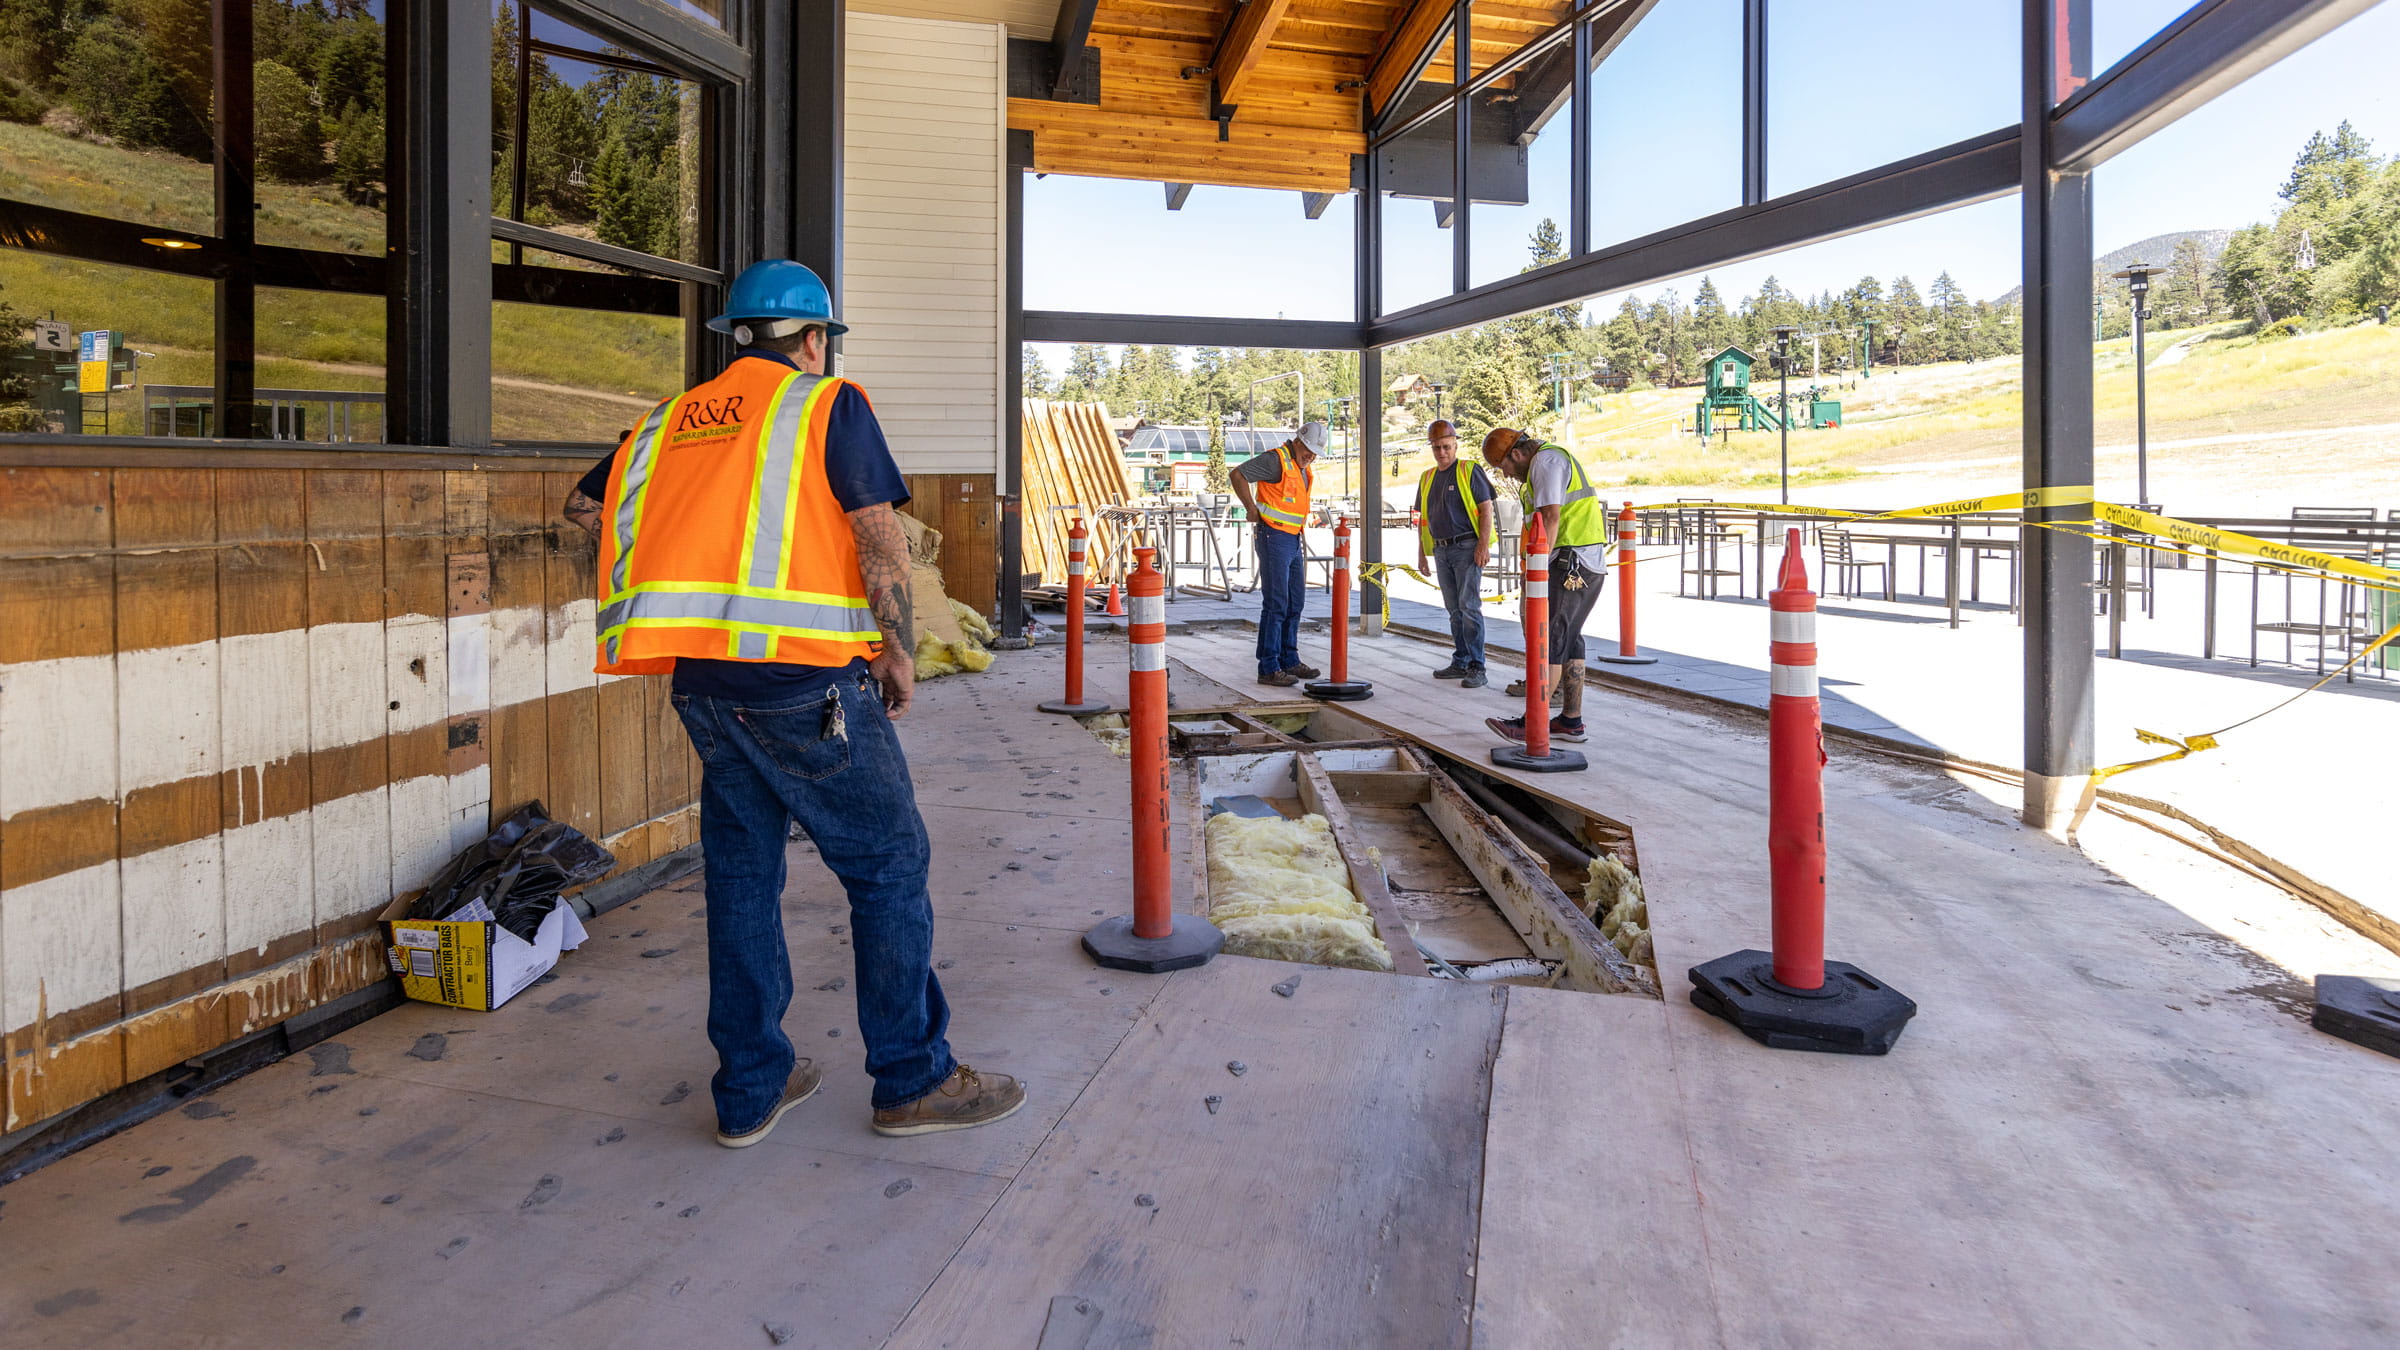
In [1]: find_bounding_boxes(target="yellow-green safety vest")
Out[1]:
[1519,443,1608,549]
[1416,460,1485,554]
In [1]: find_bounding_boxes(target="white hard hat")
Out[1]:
[1296,421,1328,452]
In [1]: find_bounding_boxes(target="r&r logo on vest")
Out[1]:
[673,394,749,439]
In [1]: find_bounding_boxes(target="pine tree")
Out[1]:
[1691,276,1734,359]
[1021,346,1053,398]
[331,101,384,205]
[254,60,326,181]
[1204,418,1230,492]
[1062,345,1109,401]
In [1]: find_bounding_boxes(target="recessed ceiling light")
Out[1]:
[141,236,201,250]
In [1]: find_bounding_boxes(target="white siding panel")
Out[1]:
[844,12,1003,477]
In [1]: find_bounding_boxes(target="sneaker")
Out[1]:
[1487,715,1529,744]
[1258,669,1301,687]
[714,1061,823,1148]
[1432,664,1471,679]
[1548,715,1588,743]
[872,1064,1026,1137]
[1461,669,1488,690]
[1284,663,1323,680]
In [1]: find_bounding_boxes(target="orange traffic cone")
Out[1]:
[1105,581,1124,617]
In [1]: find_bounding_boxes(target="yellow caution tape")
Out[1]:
[2090,501,2400,590]
[1623,484,2098,521]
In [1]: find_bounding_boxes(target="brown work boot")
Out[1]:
[1258,670,1300,687]
[871,1064,1026,1137]
[1283,663,1323,680]
[714,1060,822,1148]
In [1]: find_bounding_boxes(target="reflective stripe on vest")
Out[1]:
[596,362,879,675]
[1253,445,1312,533]
[1518,444,1609,549]
[1416,460,1483,554]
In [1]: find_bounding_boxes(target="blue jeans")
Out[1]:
[1255,525,1306,676]
[672,673,955,1128]
[1433,538,1486,670]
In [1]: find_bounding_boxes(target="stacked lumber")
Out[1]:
[1020,399,1136,586]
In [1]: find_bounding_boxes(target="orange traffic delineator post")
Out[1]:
[1082,546,1223,974]
[1689,529,1915,1054]
[1038,517,1112,716]
[1491,513,1586,774]
[1304,517,1373,702]
[1595,503,1657,667]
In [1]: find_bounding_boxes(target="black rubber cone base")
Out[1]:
[1595,653,1659,666]
[1082,914,1224,974]
[1688,949,1916,1055]
[2313,974,2400,1058]
[1491,744,1588,773]
[1037,698,1114,716]
[1303,679,1374,701]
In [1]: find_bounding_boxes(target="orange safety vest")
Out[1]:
[594,357,882,675]
[1252,443,1312,534]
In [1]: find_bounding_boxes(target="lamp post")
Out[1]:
[2112,262,2154,506]
[1429,381,1445,425]
[1771,325,1797,505]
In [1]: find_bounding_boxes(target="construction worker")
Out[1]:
[1229,420,1327,687]
[1414,419,1496,689]
[561,260,1023,1148]
[1478,427,1608,745]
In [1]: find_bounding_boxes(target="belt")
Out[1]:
[1435,533,1476,546]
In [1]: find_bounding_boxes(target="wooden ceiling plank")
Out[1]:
[1363,0,1453,119]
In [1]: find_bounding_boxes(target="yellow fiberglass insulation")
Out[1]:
[949,599,997,643]
[1582,854,1653,967]
[1204,812,1392,972]
[914,630,994,678]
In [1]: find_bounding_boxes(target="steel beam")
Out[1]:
[1451,0,1470,299]
[1165,183,1195,211]
[537,0,748,83]
[1360,346,1385,635]
[1365,126,2017,346]
[491,218,723,285]
[793,0,844,356]
[1050,0,1101,98]
[213,0,256,438]
[1024,312,1366,349]
[1000,130,1034,642]
[1569,15,1591,256]
[388,0,493,448]
[2020,0,2094,831]
[1741,0,1767,204]
[2051,0,2380,172]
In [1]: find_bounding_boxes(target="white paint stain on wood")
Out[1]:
[119,834,223,992]
[387,774,454,901]
[384,615,449,735]
[309,623,387,752]
[447,612,491,714]
[489,605,549,710]
[119,642,219,796]
[311,787,390,928]
[222,811,314,958]
[0,653,119,817]
[547,597,598,695]
[218,628,314,777]
[448,762,493,856]
[2,862,120,1030]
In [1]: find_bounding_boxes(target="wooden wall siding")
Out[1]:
[904,473,1001,617]
[0,465,700,1134]
[843,14,1005,478]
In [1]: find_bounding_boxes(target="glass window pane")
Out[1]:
[652,0,725,28]
[1468,46,1574,290]
[256,287,385,443]
[1588,0,1742,249]
[1768,0,2016,198]
[492,299,684,444]
[2092,2,2199,79]
[1379,107,1458,316]
[1388,35,1457,127]
[1023,175,1355,322]
[0,250,212,436]
[253,0,388,254]
[0,0,215,235]
[496,3,710,267]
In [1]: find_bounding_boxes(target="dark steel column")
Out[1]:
[1360,346,1385,635]
[793,0,844,362]
[213,0,255,438]
[1000,131,1032,642]
[1741,0,1767,204]
[2021,0,2095,829]
[1451,0,1470,298]
[1570,14,1592,257]
[387,0,493,447]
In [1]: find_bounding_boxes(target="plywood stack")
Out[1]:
[1019,399,1136,588]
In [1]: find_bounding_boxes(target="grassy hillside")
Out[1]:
[1,121,681,442]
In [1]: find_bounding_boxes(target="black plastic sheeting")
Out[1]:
[406,801,615,942]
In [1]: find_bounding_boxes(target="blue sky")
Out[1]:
[1024,0,2400,334]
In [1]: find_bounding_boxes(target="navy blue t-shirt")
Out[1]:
[1424,462,1495,542]
[582,350,910,702]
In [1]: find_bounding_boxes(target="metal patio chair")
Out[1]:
[1817,526,1892,601]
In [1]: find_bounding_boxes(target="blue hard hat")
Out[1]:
[709,259,847,336]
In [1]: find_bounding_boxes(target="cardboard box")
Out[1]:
[380,895,588,1011]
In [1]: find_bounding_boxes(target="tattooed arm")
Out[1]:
[563,486,606,540]
[847,502,917,718]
